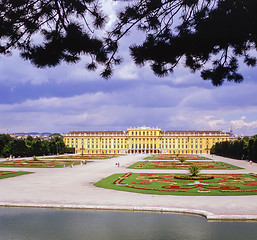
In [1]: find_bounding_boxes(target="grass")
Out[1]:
[0,170,32,179]
[127,161,242,170]
[94,173,257,196]
[0,160,82,168]
[43,154,120,160]
[144,154,212,160]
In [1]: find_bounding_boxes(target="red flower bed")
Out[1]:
[132,181,151,185]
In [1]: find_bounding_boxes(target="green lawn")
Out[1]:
[43,154,120,160]
[0,160,82,168]
[95,173,257,196]
[144,154,212,160]
[128,161,242,170]
[0,170,32,179]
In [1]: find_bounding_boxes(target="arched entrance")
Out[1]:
[126,149,162,154]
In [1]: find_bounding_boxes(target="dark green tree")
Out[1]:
[0,0,109,75]
[31,138,44,156]
[49,133,66,154]
[9,139,29,157]
[211,135,257,162]
[0,134,12,156]
[1,0,257,84]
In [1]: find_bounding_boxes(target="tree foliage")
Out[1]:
[188,164,201,176]
[0,0,108,74]
[0,134,73,158]
[211,135,257,162]
[1,0,257,85]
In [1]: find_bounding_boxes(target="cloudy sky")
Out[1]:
[1,1,257,135]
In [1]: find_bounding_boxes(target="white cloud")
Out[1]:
[1,80,257,135]
[116,63,139,80]
[231,117,257,130]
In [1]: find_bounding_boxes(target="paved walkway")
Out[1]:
[1,154,257,221]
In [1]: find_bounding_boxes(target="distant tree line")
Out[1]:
[0,133,74,158]
[211,135,257,162]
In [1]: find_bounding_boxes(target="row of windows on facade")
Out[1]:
[130,131,159,136]
[80,149,205,154]
[70,144,208,149]
[67,138,223,143]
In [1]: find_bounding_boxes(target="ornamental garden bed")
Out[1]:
[94,173,257,195]
[43,154,119,160]
[0,170,32,179]
[128,161,242,170]
[0,160,82,168]
[144,154,211,160]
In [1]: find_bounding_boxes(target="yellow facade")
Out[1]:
[63,127,229,154]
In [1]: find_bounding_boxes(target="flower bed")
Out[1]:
[144,154,211,161]
[174,175,214,180]
[95,173,257,195]
[43,154,119,160]
[128,161,242,170]
[0,170,32,179]
[0,160,81,168]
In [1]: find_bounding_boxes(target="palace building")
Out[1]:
[63,127,229,154]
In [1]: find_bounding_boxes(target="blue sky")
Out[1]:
[0,1,257,135]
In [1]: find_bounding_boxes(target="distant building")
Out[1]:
[227,126,245,141]
[63,126,229,154]
[10,134,51,140]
